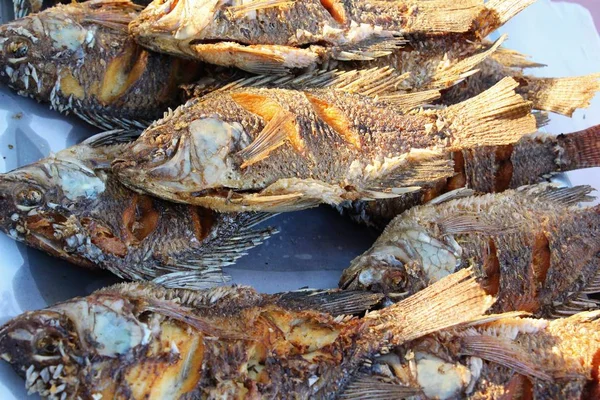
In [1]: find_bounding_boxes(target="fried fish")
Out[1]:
[342,124,600,230]
[0,0,200,130]
[340,184,600,318]
[0,269,493,399]
[0,130,277,289]
[112,77,536,213]
[361,311,600,399]
[128,0,535,73]
[12,0,152,19]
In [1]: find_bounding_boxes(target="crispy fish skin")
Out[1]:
[112,78,536,213]
[128,0,534,73]
[342,125,600,230]
[340,185,600,317]
[361,312,600,399]
[0,0,199,130]
[0,133,276,289]
[0,270,493,399]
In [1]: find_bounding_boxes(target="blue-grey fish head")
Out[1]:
[0,292,152,398]
[0,153,107,264]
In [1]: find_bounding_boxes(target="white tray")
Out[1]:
[1,0,600,397]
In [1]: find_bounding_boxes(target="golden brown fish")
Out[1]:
[0,269,493,399]
[341,124,600,230]
[340,184,600,318]
[112,77,536,213]
[0,0,200,130]
[0,130,277,289]
[360,311,600,399]
[128,0,535,73]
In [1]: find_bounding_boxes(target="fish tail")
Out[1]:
[443,77,536,148]
[476,0,538,37]
[367,269,494,346]
[518,73,600,117]
[557,124,600,170]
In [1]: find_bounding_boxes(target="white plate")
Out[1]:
[1,0,600,397]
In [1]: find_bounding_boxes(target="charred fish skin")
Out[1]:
[128,0,534,73]
[343,124,600,230]
[340,184,600,317]
[0,270,493,399]
[363,312,600,400]
[113,77,536,213]
[0,0,200,130]
[0,133,277,289]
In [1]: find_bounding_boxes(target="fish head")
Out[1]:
[0,153,106,262]
[114,105,250,203]
[0,6,94,103]
[340,226,463,293]
[0,308,82,396]
[0,292,152,398]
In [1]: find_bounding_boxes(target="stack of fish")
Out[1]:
[0,0,600,398]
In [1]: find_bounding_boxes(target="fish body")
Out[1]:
[363,311,600,399]
[342,125,600,230]
[0,270,493,399]
[0,0,200,130]
[128,0,534,73]
[13,0,153,19]
[0,131,276,289]
[113,77,536,213]
[340,185,600,317]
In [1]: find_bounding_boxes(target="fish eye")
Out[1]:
[35,335,60,355]
[15,187,44,207]
[6,38,30,60]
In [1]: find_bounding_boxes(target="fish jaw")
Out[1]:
[0,309,83,399]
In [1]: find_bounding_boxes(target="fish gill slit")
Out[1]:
[504,373,534,400]
[494,144,514,192]
[190,206,216,242]
[445,150,467,191]
[530,232,551,290]
[582,348,600,399]
[304,93,362,150]
[123,194,160,243]
[482,238,500,297]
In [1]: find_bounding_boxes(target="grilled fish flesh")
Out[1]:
[342,124,600,230]
[128,0,534,73]
[358,311,600,399]
[0,130,276,289]
[0,0,200,130]
[340,184,600,317]
[113,77,536,213]
[0,269,493,399]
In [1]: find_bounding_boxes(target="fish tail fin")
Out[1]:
[443,77,536,148]
[520,73,600,116]
[402,0,487,34]
[369,269,494,345]
[477,0,538,37]
[558,124,600,170]
[519,184,595,206]
[491,46,546,69]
